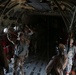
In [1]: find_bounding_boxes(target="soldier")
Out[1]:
[14,32,30,75]
[46,44,68,75]
[65,38,76,75]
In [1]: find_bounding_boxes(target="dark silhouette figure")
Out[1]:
[0,44,9,75]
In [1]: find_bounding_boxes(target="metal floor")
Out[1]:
[24,49,48,75]
[5,53,48,75]
[24,58,47,75]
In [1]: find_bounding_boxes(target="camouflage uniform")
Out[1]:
[65,46,76,75]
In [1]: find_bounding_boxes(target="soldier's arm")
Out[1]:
[46,56,55,73]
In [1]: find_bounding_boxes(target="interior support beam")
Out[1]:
[53,0,70,32]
